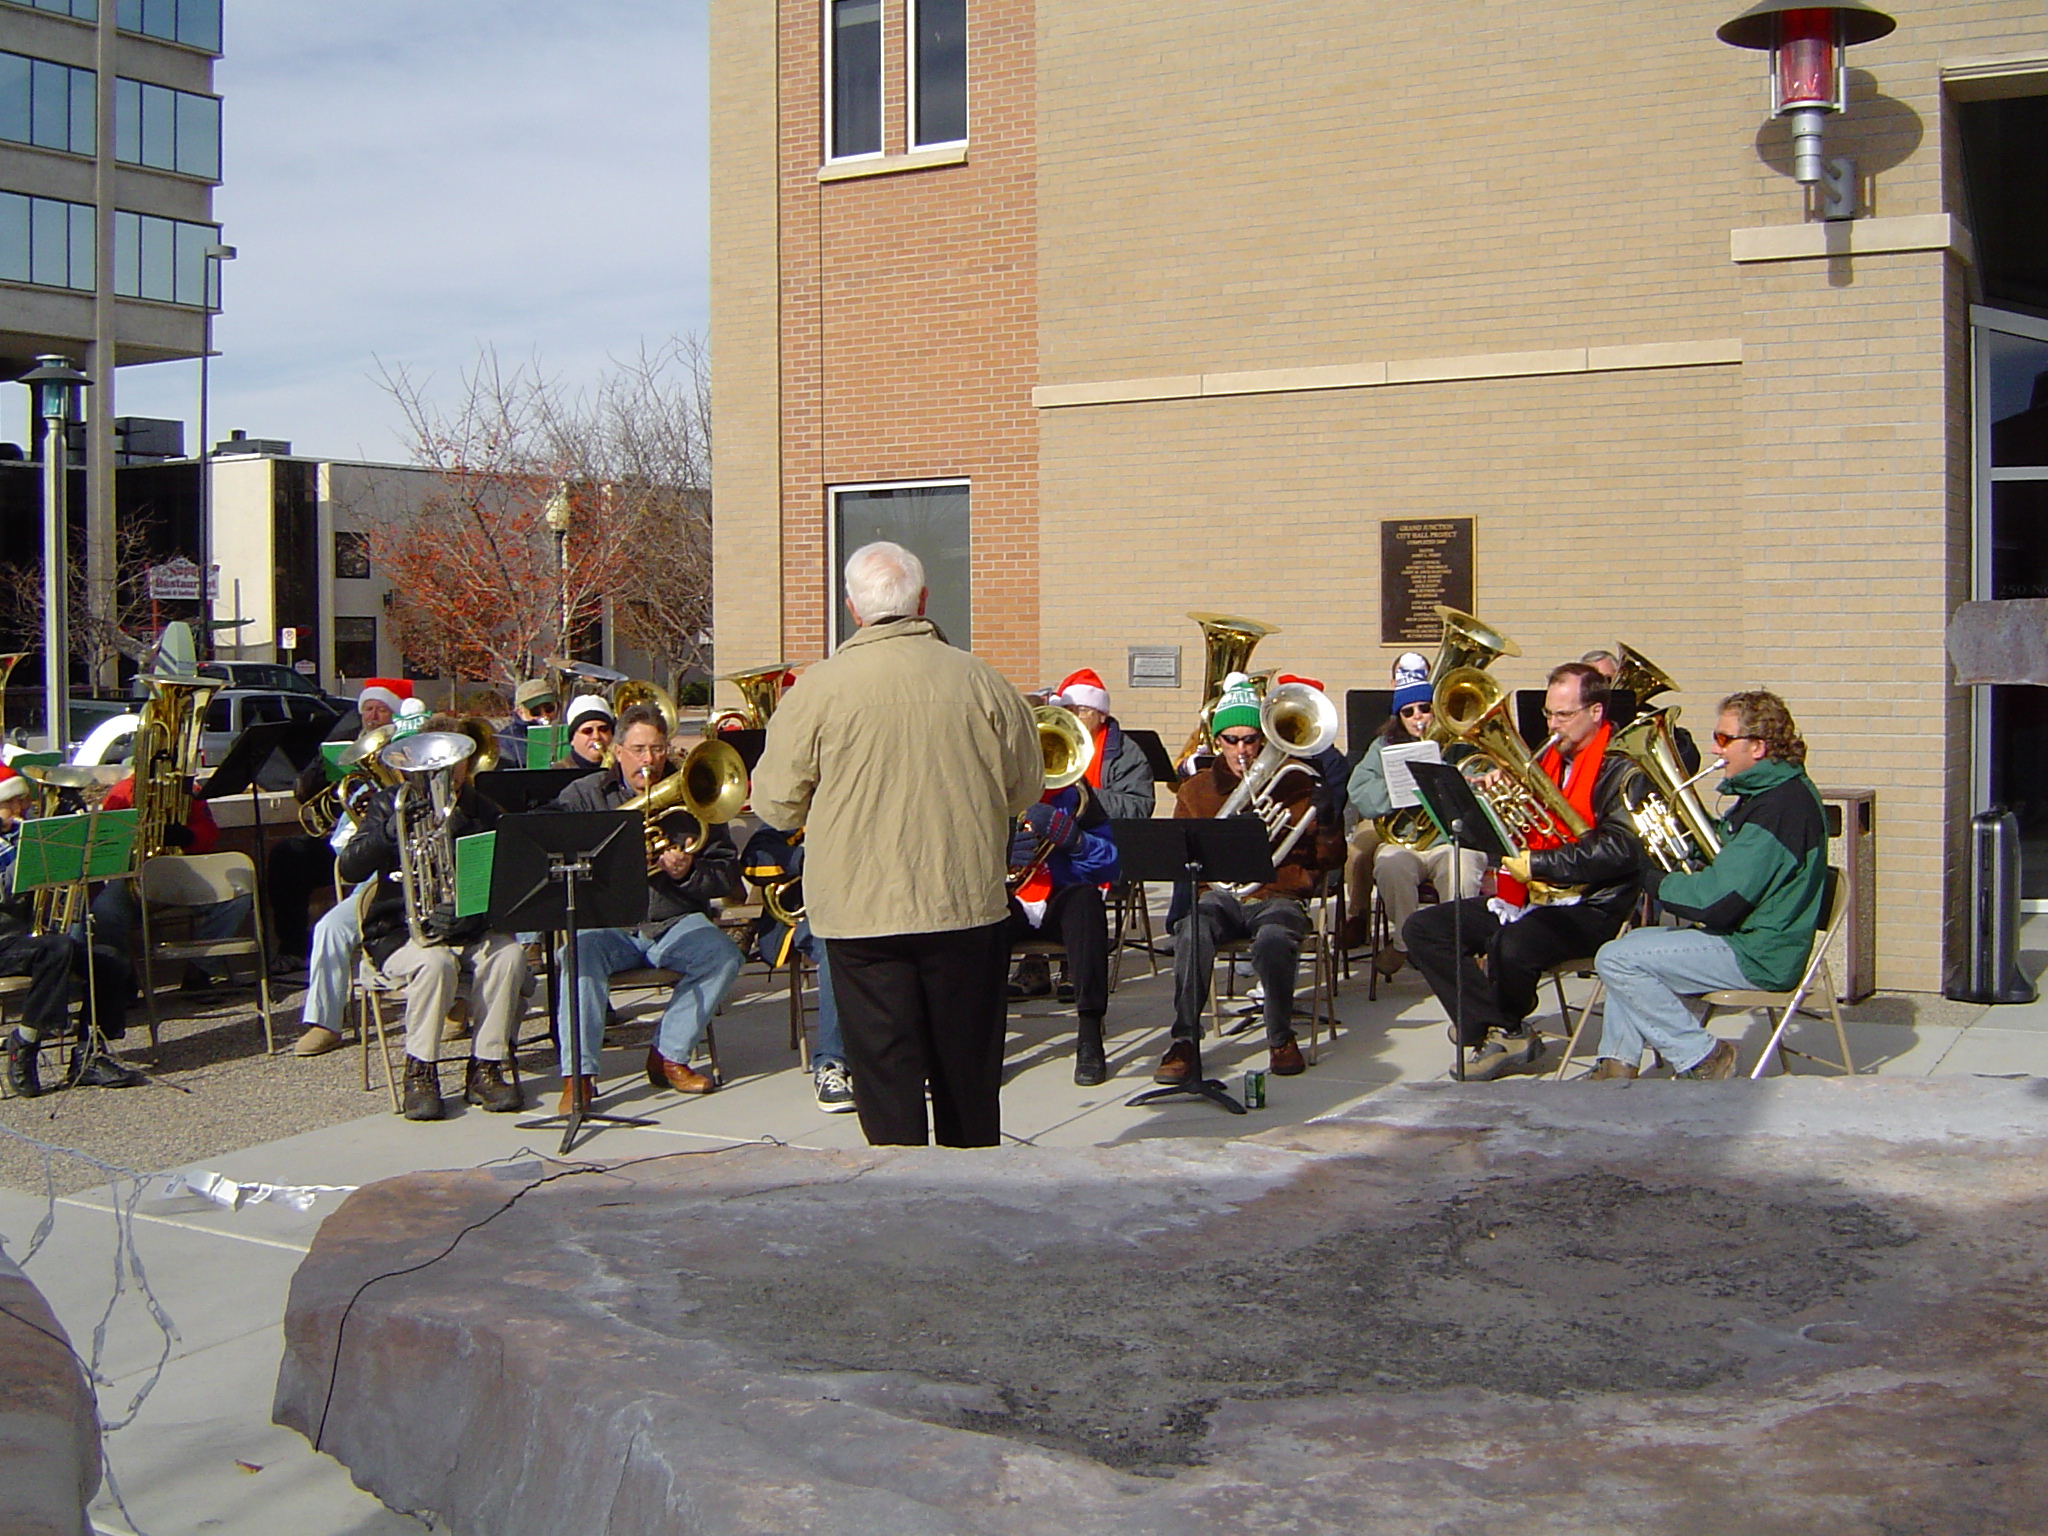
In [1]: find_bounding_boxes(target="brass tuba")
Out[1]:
[1215,681,1340,887]
[708,663,792,734]
[299,724,402,837]
[1434,666,1591,899]
[1609,643,1677,712]
[610,677,681,740]
[1175,611,1278,767]
[379,729,475,947]
[1373,607,1523,852]
[621,737,749,871]
[129,673,219,861]
[1007,704,1097,890]
[1608,705,1722,873]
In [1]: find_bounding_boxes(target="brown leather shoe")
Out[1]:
[1371,943,1406,980]
[1677,1038,1738,1081]
[650,1049,715,1095]
[1588,1057,1638,1081]
[1269,1036,1307,1076]
[1339,913,1370,952]
[1153,1039,1197,1085]
[557,1074,596,1114]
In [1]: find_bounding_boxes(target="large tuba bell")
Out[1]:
[1609,643,1677,712]
[129,672,219,861]
[610,677,681,740]
[378,729,476,947]
[621,737,749,870]
[708,663,792,734]
[1373,608,1524,853]
[1006,705,1098,890]
[1434,666,1591,899]
[1175,611,1278,767]
[1608,705,1722,873]
[1215,681,1340,882]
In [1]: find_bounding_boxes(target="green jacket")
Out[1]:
[1646,758,1827,991]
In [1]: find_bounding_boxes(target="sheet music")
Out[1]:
[1381,741,1443,809]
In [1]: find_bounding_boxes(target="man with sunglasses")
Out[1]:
[498,679,559,767]
[1587,690,1827,1081]
[1156,673,1340,1085]
[1404,661,1646,1079]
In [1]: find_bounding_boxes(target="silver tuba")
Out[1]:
[379,729,476,947]
[1216,681,1340,878]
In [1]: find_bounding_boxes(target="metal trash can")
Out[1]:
[1946,808,2038,1005]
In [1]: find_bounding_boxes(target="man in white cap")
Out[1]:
[553,696,614,770]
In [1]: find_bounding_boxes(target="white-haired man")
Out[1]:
[752,541,1041,1147]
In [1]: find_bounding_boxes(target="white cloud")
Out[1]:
[37,0,709,463]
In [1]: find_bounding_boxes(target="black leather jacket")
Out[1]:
[1525,752,1646,924]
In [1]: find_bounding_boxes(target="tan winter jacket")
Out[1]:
[750,617,1042,939]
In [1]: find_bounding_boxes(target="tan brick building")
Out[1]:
[711,0,2048,992]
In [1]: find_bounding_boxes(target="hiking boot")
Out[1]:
[402,1056,444,1121]
[1269,1035,1307,1076]
[1153,1039,1197,1086]
[1588,1057,1638,1081]
[68,1046,145,1088]
[1464,1030,1548,1081]
[463,1058,522,1113]
[1677,1039,1739,1081]
[813,1060,856,1112]
[5,1031,41,1099]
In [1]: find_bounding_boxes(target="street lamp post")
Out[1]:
[20,356,91,753]
[544,483,573,663]
[197,243,236,656]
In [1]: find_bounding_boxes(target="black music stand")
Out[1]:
[200,717,320,958]
[494,810,658,1154]
[1123,728,1179,786]
[1408,761,1510,1083]
[1111,816,1275,1116]
[717,727,767,773]
[473,767,588,815]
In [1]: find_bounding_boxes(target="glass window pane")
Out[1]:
[67,200,91,288]
[68,65,93,155]
[114,75,139,161]
[173,217,206,304]
[140,81,171,168]
[140,0,173,39]
[833,484,971,649]
[29,196,67,285]
[30,58,66,147]
[913,0,966,147]
[138,212,172,300]
[174,89,216,177]
[0,193,29,283]
[0,55,30,144]
[176,0,220,52]
[113,208,137,294]
[75,0,98,19]
[1989,330,2048,469]
[829,0,881,159]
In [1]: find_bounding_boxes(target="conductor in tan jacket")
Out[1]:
[751,541,1042,1146]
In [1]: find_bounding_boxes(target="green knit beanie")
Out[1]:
[1209,672,1261,736]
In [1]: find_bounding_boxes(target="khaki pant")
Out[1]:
[1345,824,1383,922]
[1376,842,1487,950]
[379,932,527,1062]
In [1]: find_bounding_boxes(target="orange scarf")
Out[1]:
[1496,721,1608,907]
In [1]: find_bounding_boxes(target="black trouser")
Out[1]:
[1172,891,1308,1048]
[1003,883,1109,1019]
[826,922,1010,1148]
[1404,896,1621,1047]
[267,835,336,960]
[0,931,134,1041]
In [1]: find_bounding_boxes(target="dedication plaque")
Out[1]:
[1380,518,1474,646]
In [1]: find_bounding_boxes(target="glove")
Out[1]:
[1008,827,1042,869]
[161,823,196,850]
[1022,802,1080,851]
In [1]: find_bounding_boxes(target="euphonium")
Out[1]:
[299,724,401,837]
[1175,611,1278,767]
[1007,705,1096,890]
[1434,666,1590,897]
[129,673,218,861]
[621,738,749,871]
[1373,607,1524,852]
[707,663,792,734]
[379,730,475,947]
[1608,705,1722,873]
[1216,682,1340,881]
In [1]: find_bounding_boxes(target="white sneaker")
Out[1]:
[813,1061,856,1113]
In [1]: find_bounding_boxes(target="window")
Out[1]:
[114,77,220,179]
[0,0,99,20]
[909,0,965,148]
[115,0,220,52]
[826,0,881,160]
[111,208,218,306]
[831,480,969,649]
[333,531,371,580]
[335,617,377,680]
[0,190,94,289]
[0,53,96,155]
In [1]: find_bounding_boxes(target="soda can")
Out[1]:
[1241,1068,1267,1109]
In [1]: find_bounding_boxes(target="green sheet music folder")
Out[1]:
[10,809,138,891]
[455,831,496,919]
[320,740,351,781]
[525,723,568,767]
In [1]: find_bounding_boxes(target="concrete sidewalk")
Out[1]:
[9,915,2047,1536]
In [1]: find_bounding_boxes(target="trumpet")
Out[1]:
[621,738,749,873]
[1216,682,1340,889]
[1007,705,1096,891]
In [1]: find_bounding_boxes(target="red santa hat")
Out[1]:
[1276,672,1325,693]
[1055,667,1111,715]
[0,764,26,804]
[357,678,413,714]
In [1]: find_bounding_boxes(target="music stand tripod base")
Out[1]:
[1125,1076,1247,1115]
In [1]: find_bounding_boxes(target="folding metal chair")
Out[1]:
[137,852,275,1054]
[1719,867,1853,1078]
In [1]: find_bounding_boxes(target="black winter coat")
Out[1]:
[337,782,502,967]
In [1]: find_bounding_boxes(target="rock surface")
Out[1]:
[275,1078,2048,1534]
[0,1244,101,1536]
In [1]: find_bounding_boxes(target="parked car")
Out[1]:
[128,661,345,710]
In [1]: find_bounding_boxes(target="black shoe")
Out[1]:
[1073,1019,1107,1087]
[1006,954,1053,1001]
[67,1046,145,1089]
[402,1056,444,1121]
[180,967,232,994]
[463,1058,523,1113]
[5,1032,41,1099]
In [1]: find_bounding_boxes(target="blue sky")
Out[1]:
[9,0,709,462]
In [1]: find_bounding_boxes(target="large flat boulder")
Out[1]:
[275,1078,2048,1533]
[0,1245,101,1536]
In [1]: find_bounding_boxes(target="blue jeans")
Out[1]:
[555,914,742,1075]
[795,926,844,1067]
[301,895,363,1030]
[86,881,252,980]
[1593,926,1752,1073]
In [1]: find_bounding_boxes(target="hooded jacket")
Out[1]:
[1646,757,1827,990]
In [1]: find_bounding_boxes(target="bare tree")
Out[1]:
[0,514,173,685]
[363,337,713,689]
